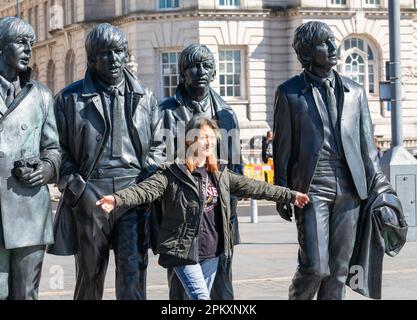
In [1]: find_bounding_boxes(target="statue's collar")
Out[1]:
[82,67,144,97]
[301,69,350,94]
[304,69,335,88]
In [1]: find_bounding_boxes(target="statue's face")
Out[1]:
[311,32,337,70]
[183,58,215,91]
[1,36,33,73]
[93,45,127,85]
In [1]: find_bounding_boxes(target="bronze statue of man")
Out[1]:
[273,21,394,299]
[158,44,242,300]
[48,23,165,300]
[0,17,60,300]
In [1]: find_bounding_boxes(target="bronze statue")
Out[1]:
[273,21,403,299]
[0,16,60,300]
[47,23,165,300]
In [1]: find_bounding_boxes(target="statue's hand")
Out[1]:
[276,202,294,222]
[19,161,54,188]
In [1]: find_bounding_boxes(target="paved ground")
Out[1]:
[39,189,417,300]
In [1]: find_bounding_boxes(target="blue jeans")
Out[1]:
[173,256,219,300]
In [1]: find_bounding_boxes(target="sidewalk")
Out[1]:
[39,204,417,300]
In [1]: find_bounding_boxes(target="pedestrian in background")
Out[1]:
[374,138,383,159]
[262,131,273,164]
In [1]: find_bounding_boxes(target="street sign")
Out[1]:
[379,81,391,101]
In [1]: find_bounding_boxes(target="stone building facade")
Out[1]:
[1,0,417,149]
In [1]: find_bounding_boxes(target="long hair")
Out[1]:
[184,115,220,173]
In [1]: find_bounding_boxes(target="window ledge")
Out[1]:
[367,95,380,101]
[222,98,249,105]
[158,7,180,11]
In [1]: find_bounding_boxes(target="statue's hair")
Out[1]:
[85,23,128,68]
[292,21,334,69]
[178,44,215,84]
[0,16,35,50]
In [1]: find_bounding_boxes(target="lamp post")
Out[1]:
[380,0,417,241]
[388,0,402,146]
[16,0,20,18]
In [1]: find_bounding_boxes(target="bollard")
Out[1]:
[250,198,258,223]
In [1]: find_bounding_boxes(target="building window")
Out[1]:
[44,2,49,40]
[28,8,32,26]
[218,50,242,98]
[50,0,64,31]
[34,5,39,38]
[365,0,380,5]
[337,37,376,95]
[330,0,346,5]
[159,0,179,9]
[161,51,179,99]
[219,0,240,7]
[31,64,39,81]
[65,50,75,85]
[71,0,76,23]
[47,60,56,94]
[344,53,365,86]
[62,0,67,26]
[122,0,130,14]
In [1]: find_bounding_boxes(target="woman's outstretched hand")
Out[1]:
[294,192,310,208]
[96,195,116,213]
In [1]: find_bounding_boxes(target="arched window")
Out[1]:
[65,50,75,84]
[31,64,39,81]
[344,53,365,85]
[47,60,56,94]
[337,37,377,95]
